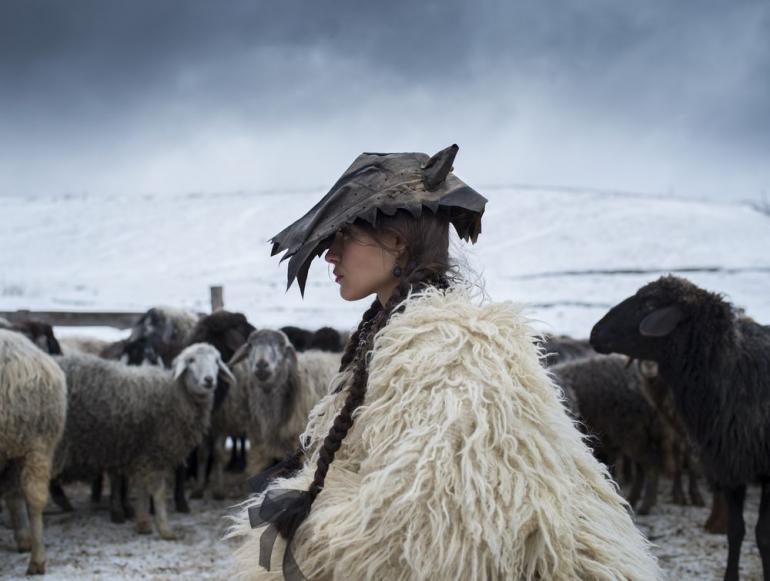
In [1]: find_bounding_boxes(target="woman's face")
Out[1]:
[323,225,402,303]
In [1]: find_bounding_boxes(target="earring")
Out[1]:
[392,265,402,278]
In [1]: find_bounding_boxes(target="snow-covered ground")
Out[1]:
[0,478,763,580]
[2,187,769,337]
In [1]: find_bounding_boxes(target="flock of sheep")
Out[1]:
[1,274,769,579]
[0,307,345,575]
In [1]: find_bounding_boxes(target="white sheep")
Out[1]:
[0,330,67,575]
[53,342,234,539]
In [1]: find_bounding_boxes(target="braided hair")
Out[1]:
[267,209,455,542]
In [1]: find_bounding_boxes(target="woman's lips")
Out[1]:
[335,275,344,283]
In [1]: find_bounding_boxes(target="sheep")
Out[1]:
[0,316,11,328]
[550,354,665,514]
[195,329,339,499]
[49,334,163,517]
[0,330,67,575]
[229,330,340,468]
[186,310,255,407]
[309,326,344,352]
[129,306,201,366]
[281,325,345,353]
[52,343,234,538]
[637,359,706,507]
[121,307,201,513]
[181,311,255,495]
[280,325,313,352]
[590,274,770,581]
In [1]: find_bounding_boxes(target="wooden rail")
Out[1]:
[0,310,141,329]
[0,287,223,329]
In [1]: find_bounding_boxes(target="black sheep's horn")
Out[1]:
[422,144,459,190]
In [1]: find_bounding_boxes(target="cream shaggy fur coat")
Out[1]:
[226,287,660,581]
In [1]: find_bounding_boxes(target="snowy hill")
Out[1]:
[2,188,768,339]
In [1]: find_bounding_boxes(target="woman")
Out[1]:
[227,145,659,580]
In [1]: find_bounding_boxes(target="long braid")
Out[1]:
[339,298,382,371]
[252,298,383,493]
[270,269,441,540]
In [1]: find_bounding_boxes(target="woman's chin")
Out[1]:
[339,286,370,302]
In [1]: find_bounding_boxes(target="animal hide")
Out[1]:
[226,287,659,580]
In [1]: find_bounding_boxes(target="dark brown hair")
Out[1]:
[272,208,455,539]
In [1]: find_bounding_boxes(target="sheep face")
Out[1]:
[590,275,729,362]
[173,343,235,399]
[120,336,161,366]
[131,307,179,344]
[232,329,296,392]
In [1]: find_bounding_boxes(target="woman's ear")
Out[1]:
[394,235,407,261]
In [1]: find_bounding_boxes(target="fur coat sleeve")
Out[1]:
[226,287,659,581]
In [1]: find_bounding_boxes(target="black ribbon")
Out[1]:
[248,488,312,581]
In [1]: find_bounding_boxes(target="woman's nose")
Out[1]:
[325,238,342,264]
[324,248,339,264]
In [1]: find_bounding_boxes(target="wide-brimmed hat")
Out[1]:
[270,144,487,294]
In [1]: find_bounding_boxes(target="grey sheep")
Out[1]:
[591,275,770,580]
[0,330,67,575]
[551,354,665,515]
[53,342,234,539]
[194,329,340,499]
[129,306,201,366]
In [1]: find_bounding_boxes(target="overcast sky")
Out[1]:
[1,0,768,201]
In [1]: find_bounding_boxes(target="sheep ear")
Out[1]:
[172,357,187,381]
[639,305,685,337]
[228,342,250,367]
[217,357,236,385]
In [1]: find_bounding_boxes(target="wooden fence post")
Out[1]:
[210,286,224,312]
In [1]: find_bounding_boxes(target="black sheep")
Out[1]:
[590,275,770,581]
[280,325,314,351]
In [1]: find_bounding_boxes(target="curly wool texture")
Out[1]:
[226,287,659,581]
[52,351,213,481]
[0,329,68,574]
[225,350,341,469]
[0,329,67,473]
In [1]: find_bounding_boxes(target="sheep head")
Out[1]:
[173,343,235,401]
[229,329,297,393]
[590,275,731,362]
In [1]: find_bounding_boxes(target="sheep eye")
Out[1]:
[187,358,194,364]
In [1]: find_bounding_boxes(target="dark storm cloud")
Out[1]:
[0,0,767,198]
